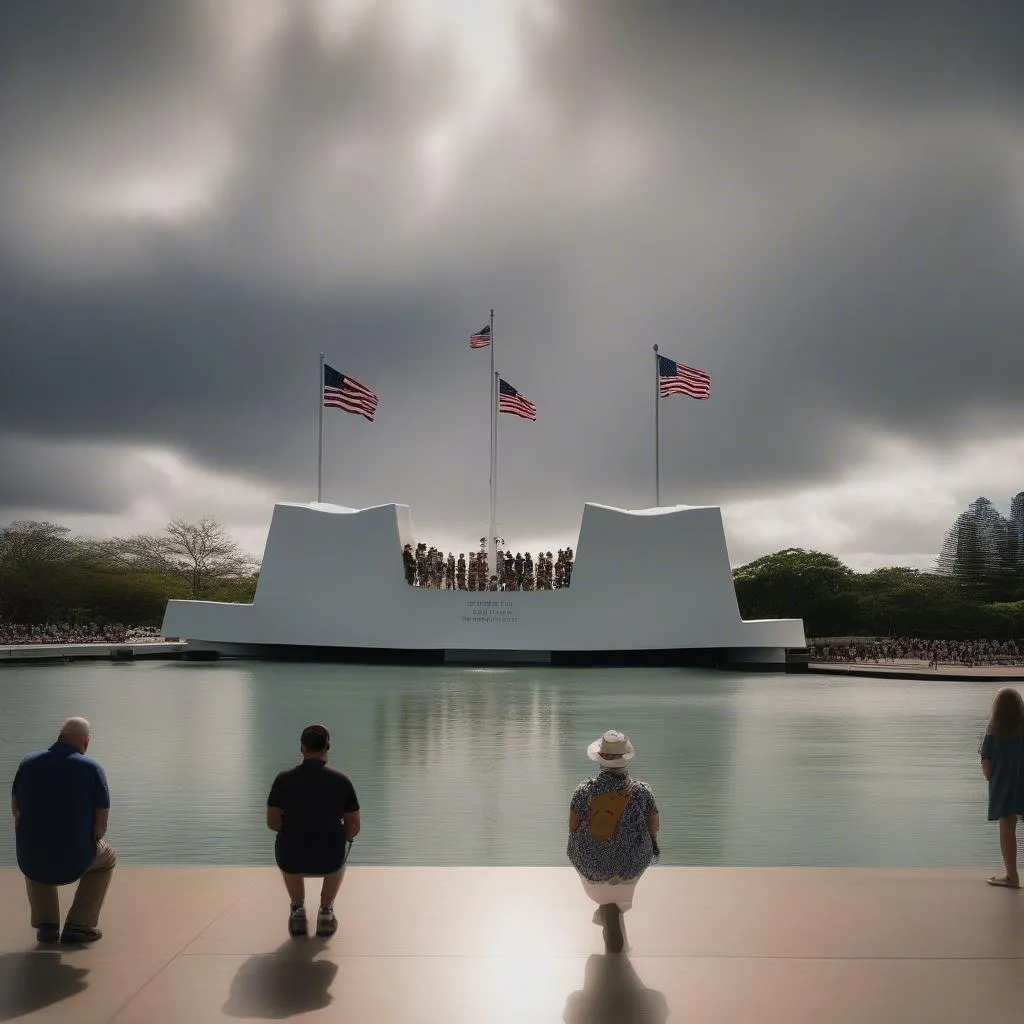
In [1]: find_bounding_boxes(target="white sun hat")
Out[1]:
[586,729,635,768]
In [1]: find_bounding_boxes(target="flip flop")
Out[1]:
[987,876,1021,888]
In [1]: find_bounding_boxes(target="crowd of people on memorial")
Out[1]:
[401,542,575,591]
[0,622,163,646]
[809,637,1024,667]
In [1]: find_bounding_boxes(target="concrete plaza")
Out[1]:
[2,866,1024,1022]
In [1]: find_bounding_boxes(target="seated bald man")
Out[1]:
[11,717,116,944]
[267,725,360,938]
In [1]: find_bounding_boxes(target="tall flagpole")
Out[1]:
[316,351,325,504]
[653,344,660,507]
[491,369,499,584]
[487,309,497,580]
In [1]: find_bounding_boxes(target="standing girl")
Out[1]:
[980,687,1024,888]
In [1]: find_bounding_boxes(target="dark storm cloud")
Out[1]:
[541,0,1024,109]
[515,0,1024,501]
[0,438,169,514]
[1,0,1022,546]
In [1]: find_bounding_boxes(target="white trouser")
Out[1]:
[579,875,639,923]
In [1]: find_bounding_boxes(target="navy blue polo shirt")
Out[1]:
[12,741,111,885]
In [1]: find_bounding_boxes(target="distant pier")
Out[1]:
[0,641,187,665]
[809,660,1024,682]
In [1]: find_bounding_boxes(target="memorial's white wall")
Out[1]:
[162,501,805,652]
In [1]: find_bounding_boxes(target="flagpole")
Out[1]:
[487,309,497,579]
[491,369,499,586]
[653,344,660,507]
[316,351,325,504]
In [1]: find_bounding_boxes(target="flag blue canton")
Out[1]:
[323,364,379,421]
[498,378,537,420]
[658,355,711,399]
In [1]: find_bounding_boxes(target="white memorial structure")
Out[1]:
[161,501,806,668]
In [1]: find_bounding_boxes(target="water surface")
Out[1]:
[0,661,997,867]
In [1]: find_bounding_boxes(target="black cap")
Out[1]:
[300,724,330,752]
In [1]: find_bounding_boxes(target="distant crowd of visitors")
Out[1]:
[809,637,1023,667]
[401,543,575,591]
[0,623,163,646]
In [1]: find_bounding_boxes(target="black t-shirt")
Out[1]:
[267,760,359,850]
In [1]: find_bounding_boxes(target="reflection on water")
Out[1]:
[0,662,996,867]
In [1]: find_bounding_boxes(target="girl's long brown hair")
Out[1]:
[988,687,1024,741]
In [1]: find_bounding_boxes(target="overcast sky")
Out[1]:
[2,0,1023,569]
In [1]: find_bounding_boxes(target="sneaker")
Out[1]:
[600,904,624,954]
[36,924,60,944]
[60,926,103,944]
[288,904,308,937]
[315,906,337,938]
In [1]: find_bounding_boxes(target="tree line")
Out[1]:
[0,517,259,626]
[733,549,1024,639]
[3,516,1022,639]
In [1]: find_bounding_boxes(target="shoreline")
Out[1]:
[809,660,1024,681]
[4,644,1022,680]
[0,641,186,664]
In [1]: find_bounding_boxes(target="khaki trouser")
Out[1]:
[25,840,116,929]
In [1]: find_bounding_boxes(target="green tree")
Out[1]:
[853,568,975,637]
[205,572,259,604]
[0,516,259,627]
[985,602,1024,640]
[732,549,856,635]
[0,521,75,621]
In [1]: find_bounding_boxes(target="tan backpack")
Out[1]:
[588,781,635,842]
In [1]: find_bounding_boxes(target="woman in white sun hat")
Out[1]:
[567,730,660,953]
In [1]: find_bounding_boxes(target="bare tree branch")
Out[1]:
[91,516,259,599]
[161,516,259,599]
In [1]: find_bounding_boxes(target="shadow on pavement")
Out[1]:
[0,951,90,1021]
[563,954,670,1024]
[223,938,339,1019]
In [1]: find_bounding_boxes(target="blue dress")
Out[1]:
[980,733,1024,821]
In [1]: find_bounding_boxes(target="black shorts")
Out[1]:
[275,837,346,876]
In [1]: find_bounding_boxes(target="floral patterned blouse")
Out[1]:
[567,769,659,882]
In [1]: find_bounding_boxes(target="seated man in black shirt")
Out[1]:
[266,725,361,937]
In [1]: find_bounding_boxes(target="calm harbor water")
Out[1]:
[0,661,1000,867]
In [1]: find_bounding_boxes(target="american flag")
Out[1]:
[470,324,491,348]
[498,378,537,421]
[323,364,379,421]
[658,355,711,400]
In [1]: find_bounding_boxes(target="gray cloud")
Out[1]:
[1,0,1022,555]
[0,437,174,514]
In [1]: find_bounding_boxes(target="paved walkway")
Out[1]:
[3,866,1024,1022]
